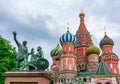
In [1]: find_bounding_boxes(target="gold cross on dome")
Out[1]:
[104,26,106,35]
[67,22,70,31]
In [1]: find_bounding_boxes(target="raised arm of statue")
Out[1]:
[12,31,21,47]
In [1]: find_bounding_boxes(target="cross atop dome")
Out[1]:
[67,22,70,31]
[60,23,76,45]
[104,26,107,35]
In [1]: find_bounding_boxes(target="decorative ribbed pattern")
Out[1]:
[86,43,100,56]
[50,43,61,57]
[60,30,76,44]
[100,35,114,48]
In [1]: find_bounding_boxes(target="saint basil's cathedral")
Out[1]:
[50,10,120,84]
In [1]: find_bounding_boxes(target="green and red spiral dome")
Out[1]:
[86,43,100,56]
[50,43,62,57]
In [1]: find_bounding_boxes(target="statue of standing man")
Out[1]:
[13,31,29,71]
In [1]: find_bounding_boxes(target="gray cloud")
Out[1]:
[0,0,120,66]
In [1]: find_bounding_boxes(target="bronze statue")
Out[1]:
[34,46,44,60]
[29,46,44,62]
[12,31,29,70]
[28,46,49,71]
[29,48,35,61]
[13,31,49,71]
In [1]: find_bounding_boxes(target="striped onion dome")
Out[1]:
[86,43,100,56]
[100,34,114,48]
[50,43,61,57]
[60,30,76,45]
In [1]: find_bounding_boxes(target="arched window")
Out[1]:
[78,64,80,71]
[105,82,111,84]
[68,46,71,51]
[81,64,84,70]
[112,55,117,59]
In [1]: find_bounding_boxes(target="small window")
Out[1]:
[81,64,84,70]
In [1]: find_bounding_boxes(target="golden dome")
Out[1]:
[79,10,85,16]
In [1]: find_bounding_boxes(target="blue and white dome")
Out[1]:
[60,30,76,44]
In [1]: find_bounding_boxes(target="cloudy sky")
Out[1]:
[0,0,120,65]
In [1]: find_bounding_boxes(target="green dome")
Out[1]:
[50,43,61,57]
[86,43,100,56]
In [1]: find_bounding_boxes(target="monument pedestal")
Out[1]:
[3,71,52,84]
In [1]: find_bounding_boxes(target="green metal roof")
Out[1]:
[78,71,93,76]
[96,60,111,74]
[59,76,76,79]
[60,70,76,73]
[77,60,113,77]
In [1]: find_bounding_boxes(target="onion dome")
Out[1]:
[60,30,76,45]
[79,10,85,16]
[100,34,114,48]
[60,23,76,45]
[50,43,61,57]
[86,43,100,56]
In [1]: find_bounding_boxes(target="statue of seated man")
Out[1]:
[34,46,44,61]
[28,46,45,70]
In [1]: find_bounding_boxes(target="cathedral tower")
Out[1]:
[59,26,77,83]
[75,10,92,71]
[50,43,61,84]
[50,43,61,73]
[86,43,100,73]
[100,32,119,74]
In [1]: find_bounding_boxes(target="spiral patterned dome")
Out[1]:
[100,34,114,48]
[50,43,61,57]
[60,30,76,44]
[86,43,100,56]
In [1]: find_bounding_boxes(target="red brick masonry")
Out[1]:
[3,71,52,84]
